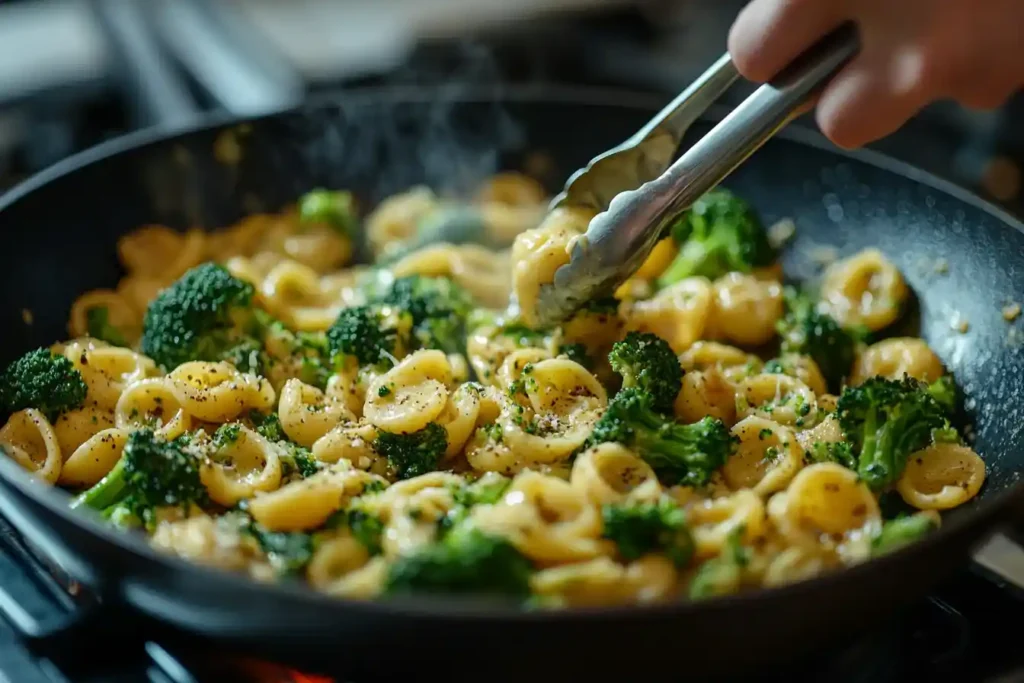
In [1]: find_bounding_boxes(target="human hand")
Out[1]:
[728,0,1024,149]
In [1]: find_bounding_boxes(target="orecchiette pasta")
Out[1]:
[0,178,980,607]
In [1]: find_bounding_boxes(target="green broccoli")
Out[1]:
[871,512,939,557]
[85,307,129,347]
[384,524,532,598]
[601,499,694,566]
[689,526,750,599]
[373,423,448,480]
[836,376,952,491]
[586,389,734,487]
[608,331,683,412]
[926,375,957,416]
[805,440,857,469]
[658,189,776,287]
[326,304,409,368]
[70,429,207,529]
[439,473,511,534]
[776,288,859,391]
[556,343,593,370]
[298,188,357,237]
[0,348,88,419]
[247,411,319,479]
[249,524,315,575]
[140,262,262,372]
[374,275,475,354]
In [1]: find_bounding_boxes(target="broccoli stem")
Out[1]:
[70,458,127,510]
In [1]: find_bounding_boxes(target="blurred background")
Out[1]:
[0,0,1022,214]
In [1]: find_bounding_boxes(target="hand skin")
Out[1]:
[728,0,1024,149]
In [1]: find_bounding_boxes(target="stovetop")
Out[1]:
[0,508,1021,683]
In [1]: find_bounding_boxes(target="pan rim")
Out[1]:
[0,83,1020,624]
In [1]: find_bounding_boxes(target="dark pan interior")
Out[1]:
[0,86,1023,681]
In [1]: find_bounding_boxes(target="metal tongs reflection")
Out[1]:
[532,23,861,327]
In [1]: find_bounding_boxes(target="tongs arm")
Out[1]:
[535,23,861,325]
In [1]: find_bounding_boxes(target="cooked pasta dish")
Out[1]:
[0,172,985,607]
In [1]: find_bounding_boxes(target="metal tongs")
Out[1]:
[532,23,861,326]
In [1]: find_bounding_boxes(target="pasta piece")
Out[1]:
[311,422,385,473]
[766,354,828,396]
[0,409,62,484]
[52,406,115,458]
[68,289,139,342]
[511,206,595,327]
[897,442,986,510]
[318,557,388,599]
[820,248,908,331]
[476,171,546,206]
[762,546,834,587]
[679,341,762,385]
[365,186,437,258]
[570,443,662,506]
[674,368,737,425]
[768,463,882,563]
[795,412,843,453]
[723,417,804,496]
[530,555,677,606]
[521,358,607,418]
[114,378,192,441]
[735,373,818,429]
[279,226,352,274]
[850,337,944,385]
[63,341,156,411]
[472,471,608,564]
[278,379,355,447]
[306,534,371,590]
[200,425,283,507]
[259,260,340,331]
[150,515,254,571]
[168,361,275,422]
[496,348,553,393]
[622,277,714,353]
[60,428,129,488]
[436,383,482,459]
[708,272,784,347]
[247,463,379,532]
[363,350,453,434]
[685,490,767,559]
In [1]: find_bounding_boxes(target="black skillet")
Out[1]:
[0,86,1023,682]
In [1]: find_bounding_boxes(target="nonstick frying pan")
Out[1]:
[0,86,1022,683]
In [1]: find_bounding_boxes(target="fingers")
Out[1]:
[728,0,849,82]
[815,47,933,149]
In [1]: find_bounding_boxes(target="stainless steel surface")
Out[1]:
[973,532,1024,589]
[533,24,860,326]
[550,52,739,211]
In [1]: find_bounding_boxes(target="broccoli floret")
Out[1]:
[926,375,957,416]
[776,288,858,391]
[805,440,857,469]
[247,523,315,575]
[871,512,939,557]
[836,376,951,491]
[384,525,532,598]
[246,411,319,478]
[689,526,750,599]
[375,275,475,354]
[298,188,356,237]
[85,306,129,347]
[556,343,593,370]
[70,429,207,529]
[373,423,448,480]
[608,331,683,412]
[658,189,776,286]
[602,499,694,566]
[326,305,409,368]
[327,505,386,555]
[141,262,261,372]
[586,389,733,487]
[0,348,88,419]
[439,473,511,534]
